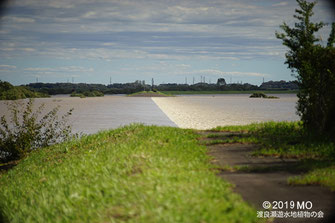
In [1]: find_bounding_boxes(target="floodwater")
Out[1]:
[0,95,177,134]
[153,94,299,129]
[0,94,299,133]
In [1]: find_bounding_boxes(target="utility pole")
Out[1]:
[193,77,195,85]
[151,78,154,91]
[110,76,112,85]
[36,77,38,83]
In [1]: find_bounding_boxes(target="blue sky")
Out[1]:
[0,0,334,86]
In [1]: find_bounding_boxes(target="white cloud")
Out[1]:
[0,64,17,72]
[102,43,116,46]
[0,65,16,69]
[22,48,36,52]
[24,66,94,73]
[272,2,289,7]
[3,16,35,23]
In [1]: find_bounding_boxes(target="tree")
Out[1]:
[276,0,335,136]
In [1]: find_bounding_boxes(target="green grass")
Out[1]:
[288,166,335,190]
[160,90,298,95]
[70,91,104,98]
[211,121,335,190]
[0,124,258,223]
[128,91,173,97]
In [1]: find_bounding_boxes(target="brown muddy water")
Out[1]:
[0,95,176,134]
[0,94,299,134]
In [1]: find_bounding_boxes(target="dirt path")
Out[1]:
[199,132,335,223]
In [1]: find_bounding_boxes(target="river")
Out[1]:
[0,94,299,134]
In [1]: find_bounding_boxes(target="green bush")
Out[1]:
[0,99,74,162]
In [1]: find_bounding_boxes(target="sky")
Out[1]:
[0,0,334,86]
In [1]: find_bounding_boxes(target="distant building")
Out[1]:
[217,78,227,86]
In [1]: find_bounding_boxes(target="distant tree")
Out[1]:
[217,78,226,86]
[276,0,335,136]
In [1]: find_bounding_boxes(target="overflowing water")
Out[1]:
[0,95,176,135]
[0,94,299,133]
[153,94,299,129]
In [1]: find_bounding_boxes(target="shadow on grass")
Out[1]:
[222,160,334,175]
[0,207,9,223]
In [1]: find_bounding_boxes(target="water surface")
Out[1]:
[0,95,177,134]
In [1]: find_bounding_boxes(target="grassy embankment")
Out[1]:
[0,124,258,223]
[160,90,298,95]
[210,121,335,191]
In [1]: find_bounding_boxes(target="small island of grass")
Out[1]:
[128,90,173,97]
[70,90,104,98]
[249,92,279,99]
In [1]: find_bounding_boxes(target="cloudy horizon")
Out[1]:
[0,0,334,86]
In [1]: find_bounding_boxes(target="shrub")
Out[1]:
[0,99,74,162]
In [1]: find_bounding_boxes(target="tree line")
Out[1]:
[23,79,297,95]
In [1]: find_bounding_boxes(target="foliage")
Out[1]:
[128,90,172,97]
[27,80,298,95]
[83,90,104,97]
[249,92,279,99]
[0,81,49,100]
[70,90,104,98]
[27,82,109,95]
[276,0,335,136]
[0,99,74,162]
[70,92,86,98]
[0,125,259,223]
[161,90,298,95]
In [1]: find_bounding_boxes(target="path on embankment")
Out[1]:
[199,132,335,223]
